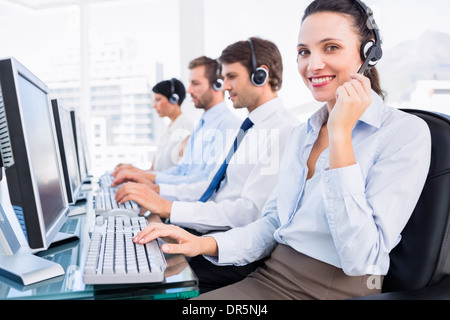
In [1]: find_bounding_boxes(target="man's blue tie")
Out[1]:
[198,117,254,202]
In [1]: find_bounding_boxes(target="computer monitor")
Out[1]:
[51,99,82,205]
[0,58,69,251]
[70,110,91,183]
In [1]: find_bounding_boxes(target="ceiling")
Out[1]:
[3,0,129,10]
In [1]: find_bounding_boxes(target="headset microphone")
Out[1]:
[354,0,383,74]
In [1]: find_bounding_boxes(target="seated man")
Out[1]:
[115,37,299,291]
[113,56,241,186]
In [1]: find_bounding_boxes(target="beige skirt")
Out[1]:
[196,244,383,300]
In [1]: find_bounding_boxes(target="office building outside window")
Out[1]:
[44,34,156,175]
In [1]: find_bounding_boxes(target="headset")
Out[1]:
[213,61,224,91]
[169,78,180,104]
[247,38,269,87]
[354,0,383,74]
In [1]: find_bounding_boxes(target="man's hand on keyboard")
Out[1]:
[133,223,219,258]
[112,171,158,193]
[113,165,156,183]
[115,182,172,218]
[112,163,138,175]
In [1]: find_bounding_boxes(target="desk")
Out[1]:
[0,193,199,300]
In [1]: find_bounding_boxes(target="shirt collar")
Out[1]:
[168,112,185,129]
[307,105,328,134]
[307,90,384,133]
[248,97,283,125]
[202,101,228,123]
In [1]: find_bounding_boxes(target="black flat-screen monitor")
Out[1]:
[51,99,82,204]
[70,110,91,183]
[0,57,69,250]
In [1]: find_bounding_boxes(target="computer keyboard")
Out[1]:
[98,171,114,187]
[83,215,167,285]
[93,186,141,215]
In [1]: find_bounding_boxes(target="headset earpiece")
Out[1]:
[354,0,383,74]
[213,61,224,91]
[360,40,374,61]
[213,79,224,91]
[247,38,269,87]
[360,40,382,67]
[169,78,179,104]
[251,67,269,87]
[169,93,179,104]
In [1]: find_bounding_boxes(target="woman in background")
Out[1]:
[150,78,193,171]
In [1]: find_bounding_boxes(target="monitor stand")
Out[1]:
[0,174,64,286]
[50,231,79,248]
[0,248,64,286]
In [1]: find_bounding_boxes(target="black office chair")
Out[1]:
[359,109,450,299]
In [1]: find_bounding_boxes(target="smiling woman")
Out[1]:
[297,13,366,105]
[297,8,384,106]
[133,0,432,300]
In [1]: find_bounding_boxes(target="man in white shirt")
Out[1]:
[116,37,299,292]
[112,56,241,186]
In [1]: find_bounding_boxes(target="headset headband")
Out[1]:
[353,0,383,73]
[247,39,258,74]
[354,0,381,47]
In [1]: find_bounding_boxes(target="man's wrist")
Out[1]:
[160,199,173,219]
[201,236,219,257]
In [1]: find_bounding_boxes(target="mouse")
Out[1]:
[102,208,138,218]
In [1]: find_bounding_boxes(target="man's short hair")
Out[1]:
[188,56,222,88]
[219,37,283,91]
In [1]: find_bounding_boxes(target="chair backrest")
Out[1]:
[382,109,450,293]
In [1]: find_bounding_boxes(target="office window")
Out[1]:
[0,0,449,174]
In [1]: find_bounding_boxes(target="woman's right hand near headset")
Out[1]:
[328,73,372,137]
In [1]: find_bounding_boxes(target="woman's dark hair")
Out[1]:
[302,0,385,99]
[152,78,186,106]
[219,37,283,92]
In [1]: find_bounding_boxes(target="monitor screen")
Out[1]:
[0,58,69,250]
[52,99,82,204]
[71,110,90,183]
[18,76,66,231]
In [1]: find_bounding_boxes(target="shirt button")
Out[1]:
[326,187,331,194]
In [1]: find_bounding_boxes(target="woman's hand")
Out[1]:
[328,73,372,138]
[133,223,218,257]
[328,73,372,170]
